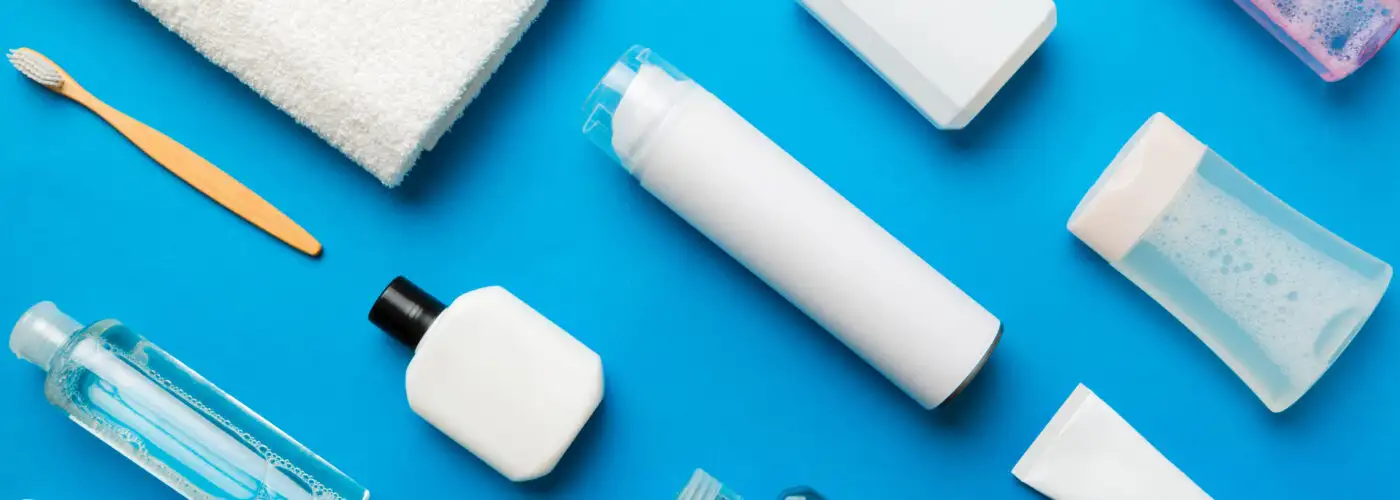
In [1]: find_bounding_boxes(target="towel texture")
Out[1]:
[134,0,549,187]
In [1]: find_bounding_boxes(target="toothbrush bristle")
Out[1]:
[7,49,63,88]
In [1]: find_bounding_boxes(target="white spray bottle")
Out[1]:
[582,46,1001,409]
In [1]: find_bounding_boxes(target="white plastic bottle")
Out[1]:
[1013,384,1211,500]
[582,46,1001,409]
[367,277,604,481]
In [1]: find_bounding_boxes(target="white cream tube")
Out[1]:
[1012,385,1211,500]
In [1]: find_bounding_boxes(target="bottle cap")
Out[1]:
[10,301,82,371]
[369,277,445,349]
[582,45,694,174]
[1068,113,1207,262]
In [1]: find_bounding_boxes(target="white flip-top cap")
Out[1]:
[1068,113,1208,262]
[799,0,1056,129]
[11,301,83,371]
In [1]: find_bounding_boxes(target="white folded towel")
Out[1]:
[134,0,550,187]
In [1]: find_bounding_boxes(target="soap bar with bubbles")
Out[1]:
[1234,0,1400,81]
[1069,113,1392,412]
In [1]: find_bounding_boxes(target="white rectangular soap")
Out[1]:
[799,0,1056,129]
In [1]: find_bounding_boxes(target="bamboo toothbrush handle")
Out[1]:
[77,96,322,257]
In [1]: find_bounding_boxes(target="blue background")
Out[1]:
[2,0,1397,498]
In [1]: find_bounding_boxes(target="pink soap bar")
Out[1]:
[1235,0,1400,81]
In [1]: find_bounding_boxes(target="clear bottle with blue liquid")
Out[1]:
[9,301,368,499]
[679,469,825,500]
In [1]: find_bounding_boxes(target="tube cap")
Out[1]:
[369,277,445,349]
[11,301,82,371]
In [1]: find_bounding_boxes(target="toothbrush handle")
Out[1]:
[80,97,322,257]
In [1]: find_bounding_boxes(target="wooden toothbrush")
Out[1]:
[7,47,322,257]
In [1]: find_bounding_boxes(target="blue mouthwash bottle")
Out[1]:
[10,301,368,499]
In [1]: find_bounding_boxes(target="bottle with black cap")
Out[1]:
[369,277,604,482]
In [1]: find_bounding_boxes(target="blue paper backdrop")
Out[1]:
[2,1,1396,498]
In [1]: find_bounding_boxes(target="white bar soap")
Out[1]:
[798,0,1057,129]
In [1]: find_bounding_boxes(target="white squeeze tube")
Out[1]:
[1012,384,1212,500]
[581,46,1002,408]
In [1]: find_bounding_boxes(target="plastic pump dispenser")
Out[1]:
[369,277,604,482]
[11,302,369,499]
[584,46,1002,409]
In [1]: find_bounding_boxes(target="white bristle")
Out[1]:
[7,49,63,88]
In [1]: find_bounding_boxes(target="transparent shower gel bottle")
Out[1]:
[1069,114,1392,412]
[9,302,368,500]
[1234,0,1400,81]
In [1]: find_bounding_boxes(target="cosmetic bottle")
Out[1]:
[1069,113,1392,412]
[1234,0,1400,81]
[582,46,1001,410]
[1013,385,1210,500]
[798,0,1056,129]
[9,301,368,500]
[679,469,825,500]
[368,277,603,482]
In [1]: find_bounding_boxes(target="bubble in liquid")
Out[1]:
[115,348,349,500]
[1138,170,1388,400]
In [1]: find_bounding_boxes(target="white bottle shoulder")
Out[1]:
[405,286,604,481]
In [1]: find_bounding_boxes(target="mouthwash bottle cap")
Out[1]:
[11,301,82,371]
[369,277,446,349]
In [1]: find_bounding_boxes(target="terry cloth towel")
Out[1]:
[133,0,550,187]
